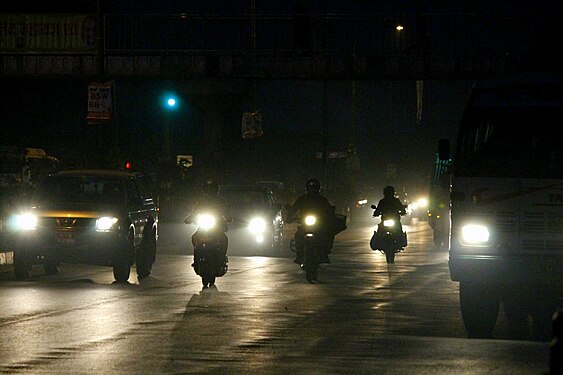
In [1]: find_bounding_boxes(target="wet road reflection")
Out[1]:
[0,219,550,374]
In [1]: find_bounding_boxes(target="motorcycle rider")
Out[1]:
[373,185,407,231]
[187,179,232,269]
[286,178,335,264]
[373,185,407,217]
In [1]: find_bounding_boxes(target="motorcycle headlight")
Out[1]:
[196,213,216,230]
[305,215,316,226]
[13,213,38,231]
[248,217,267,234]
[461,224,490,245]
[96,216,118,232]
[383,219,395,227]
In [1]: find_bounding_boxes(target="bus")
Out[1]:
[441,72,563,340]
[428,141,452,249]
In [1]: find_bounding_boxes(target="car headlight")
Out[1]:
[248,217,267,234]
[461,224,490,245]
[13,213,38,231]
[383,219,395,227]
[196,213,216,230]
[96,216,118,232]
[305,215,316,226]
[357,199,368,206]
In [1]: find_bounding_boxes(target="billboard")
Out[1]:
[0,14,97,53]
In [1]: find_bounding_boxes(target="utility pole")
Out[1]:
[321,0,329,186]
[322,79,328,185]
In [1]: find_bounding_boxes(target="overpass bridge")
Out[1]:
[0,12,552,80]
[1,11,558,181]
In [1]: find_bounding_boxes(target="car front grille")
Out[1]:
[467,210,563,253]
[40,217,93,229]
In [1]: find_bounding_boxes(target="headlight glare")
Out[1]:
[15,213,38,230]
[304,215,316,226]
[249,217,267,234]
[96,216,118,231]
[383,219,395,227]
[196,213,216,230]
[461,224,490,245]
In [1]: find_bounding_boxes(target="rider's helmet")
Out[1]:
[305,178,321,194]
[203,179,219,198]
[383,185,395,198]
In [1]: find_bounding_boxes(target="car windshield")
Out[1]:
[34,176,124,204]
[220,190,268,208]
[454,89,563,178]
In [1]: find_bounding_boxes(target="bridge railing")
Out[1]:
[104,13,538,59]
[0,13,548,80]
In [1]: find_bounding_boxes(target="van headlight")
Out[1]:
[248,217,267,234]
[461,224,490,245]
[14,213,38,231]
[96,216,119,232]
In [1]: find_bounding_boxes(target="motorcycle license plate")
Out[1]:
[55,231,75,244]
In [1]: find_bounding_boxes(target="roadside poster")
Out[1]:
[87,82,114,124]
[242,111,263,139]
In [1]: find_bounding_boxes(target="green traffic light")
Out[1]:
[162,92,179,110]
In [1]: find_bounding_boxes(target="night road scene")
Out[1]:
[0,1,562,374]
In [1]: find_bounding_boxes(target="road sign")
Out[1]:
[87,82,114,124]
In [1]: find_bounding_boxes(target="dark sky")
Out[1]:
[3,0,562,15]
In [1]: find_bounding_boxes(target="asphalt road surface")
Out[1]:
[0,219,552,374]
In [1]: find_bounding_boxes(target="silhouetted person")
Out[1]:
[286,178,334,264]
[187,179,232,269]
[373,185,407,229]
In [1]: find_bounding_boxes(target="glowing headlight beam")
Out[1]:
[249,217,267,234]
[196,213,216,230]
[383,219,395,227]
[461,224,490,244]
[96,216,118,231]
[305,215,317,226]
[15,213,38,230]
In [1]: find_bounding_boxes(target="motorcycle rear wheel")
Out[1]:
[202,274,216,287]
[303,243,319,283]
[200,257,216,287]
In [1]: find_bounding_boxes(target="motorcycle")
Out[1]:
[289,211,326,283]
[287,205,346,283]
[369,205,408,264]
[184,211,229,287]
